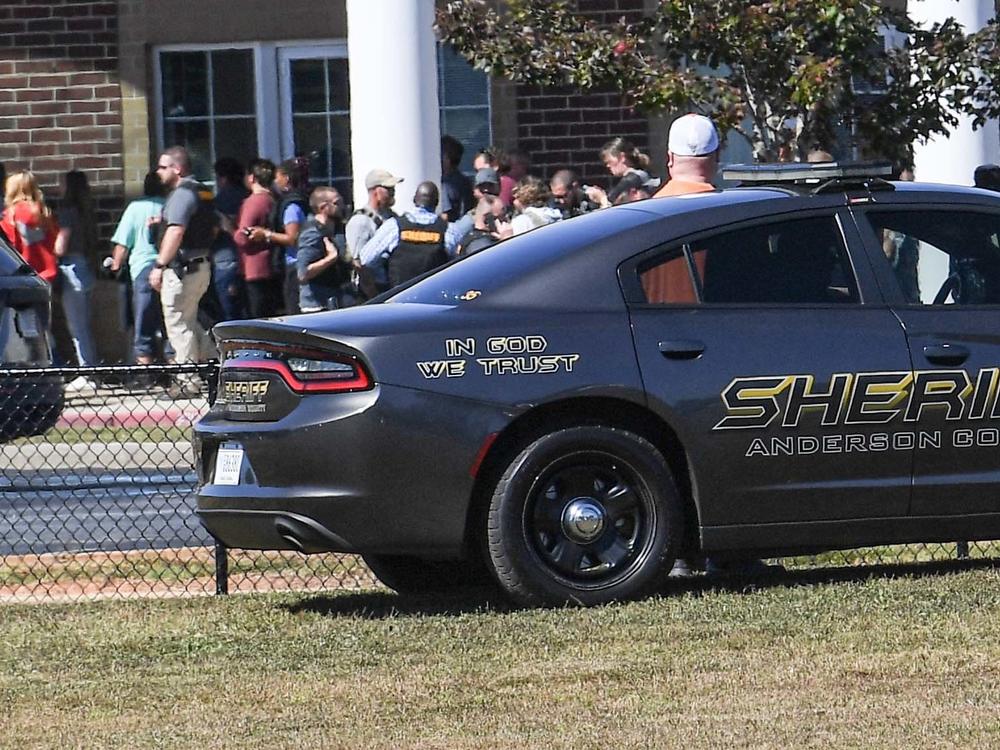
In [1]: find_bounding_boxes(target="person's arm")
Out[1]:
[444,221,465,256]
[150,188,196,291]
[360,219,399,267]
[250,203,303,247]
[111,244,129,273]
[53,226,70,258]
[299,236,340,283]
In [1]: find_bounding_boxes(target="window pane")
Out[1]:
[440,108,490,174]
[329,115,351,179]
[161,51,208,118]
[866,211,1000,305]
[291,59,326,113]
[327,59,350,112]
[164,120,211,179]
[438,44,488,107]
[214,118,258,169]
[641,216,858,305]
[212,49,255,116]
[294,115,329,181]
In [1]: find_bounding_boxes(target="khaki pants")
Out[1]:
[160,264,216,365]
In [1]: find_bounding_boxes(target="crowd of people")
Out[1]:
[0,113,827,397]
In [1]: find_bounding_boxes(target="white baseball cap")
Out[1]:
[668,113,720,157]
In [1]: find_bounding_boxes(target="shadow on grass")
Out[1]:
[666,556,1000,598]
[283,557,1000,620]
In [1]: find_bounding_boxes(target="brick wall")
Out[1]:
[0,0,123,239]
[516,0,651,187]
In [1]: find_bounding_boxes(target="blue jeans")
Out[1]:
[132,264,173,360]
[58,255,97,367]
[212,245,246,321]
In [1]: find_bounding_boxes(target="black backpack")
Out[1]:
[157,180,219,265]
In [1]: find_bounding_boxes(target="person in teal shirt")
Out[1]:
[110,172,171,364]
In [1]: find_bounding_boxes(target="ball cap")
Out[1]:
[475,167,500,188]
[668,113,720,157]
[365,168,403,190]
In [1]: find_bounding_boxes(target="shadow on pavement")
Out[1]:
[283,557,1000,620]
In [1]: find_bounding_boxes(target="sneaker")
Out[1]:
[64,375,97,393]
[163,381,204,400]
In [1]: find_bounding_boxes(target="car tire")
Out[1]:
[362,553,490,595]
[486,425,682,607]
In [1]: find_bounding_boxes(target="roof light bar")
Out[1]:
[722,161,894,184]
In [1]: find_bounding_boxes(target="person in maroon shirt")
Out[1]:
[233,159,279,318]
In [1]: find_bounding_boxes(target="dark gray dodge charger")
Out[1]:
[195,163,1000,607]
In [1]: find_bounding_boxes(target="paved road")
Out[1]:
[1,441,213,556]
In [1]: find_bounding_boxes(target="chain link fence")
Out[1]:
[0,363,996,604]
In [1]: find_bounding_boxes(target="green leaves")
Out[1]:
[436,0,987,166]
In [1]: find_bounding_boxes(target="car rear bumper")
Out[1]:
[194,383,513,556]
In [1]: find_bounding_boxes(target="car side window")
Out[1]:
[865,210,1000,305]
[638,215,858,305]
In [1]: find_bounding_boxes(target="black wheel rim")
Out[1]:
[523,450,655,588]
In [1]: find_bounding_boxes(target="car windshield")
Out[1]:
[386,208,647,305]
[0,233,28,276]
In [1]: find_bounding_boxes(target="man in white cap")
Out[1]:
[653,113,720,198]
[346,168,402,298]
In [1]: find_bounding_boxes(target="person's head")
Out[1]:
[473,167,500,200]
[156,145,192,189]
[473,147,501,172]
[600,138,650,178]
[507,149,531,181]
[275,157,309,193]
[473,194,503,231]
[806,149,834,164]
[667,113,720,183]
[309,186,343,222]
[413,181,440,211]
[365,168,402,210]
[513,175,549,210]
[974,164,1000,191]
[549,169,578,201]
[441,135,464,173]
[5,170,48,214]
[247,158,276,191]
[898,166,915,182]
[213,157,244,189]
[142,171,165,199]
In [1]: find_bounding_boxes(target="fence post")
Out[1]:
[215,541,229,595]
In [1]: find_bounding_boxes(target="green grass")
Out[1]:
[4,563,1000,748]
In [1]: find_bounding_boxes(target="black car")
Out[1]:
[0,234,63,442]
[195,162,1000,606]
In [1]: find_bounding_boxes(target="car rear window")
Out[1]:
[387,208,644,305]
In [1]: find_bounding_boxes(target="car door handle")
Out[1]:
[923,343,970,366]
[658,340,705,360]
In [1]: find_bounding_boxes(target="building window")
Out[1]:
[437,44,492,173]
[156,42,491,186]
[159,48,258,179]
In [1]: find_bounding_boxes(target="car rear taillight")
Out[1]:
[222,343,372,394]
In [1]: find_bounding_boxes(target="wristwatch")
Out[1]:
[154,261,167,270]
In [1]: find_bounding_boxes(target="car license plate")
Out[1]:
[214,444,244,486]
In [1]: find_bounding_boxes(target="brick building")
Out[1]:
[0,0,982,360]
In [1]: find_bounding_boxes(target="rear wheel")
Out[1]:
[362,553,489,595]
[486,426,682,607]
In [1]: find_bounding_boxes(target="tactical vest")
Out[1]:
[387,215,449,287]
[174,180,218,263]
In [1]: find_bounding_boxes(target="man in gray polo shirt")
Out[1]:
[150,145,217,394]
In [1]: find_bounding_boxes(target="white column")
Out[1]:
[346,0,441,214]
[911,0,998,187]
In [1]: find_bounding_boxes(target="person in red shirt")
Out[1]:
[233,159,280,318]
[1,170,59,283]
